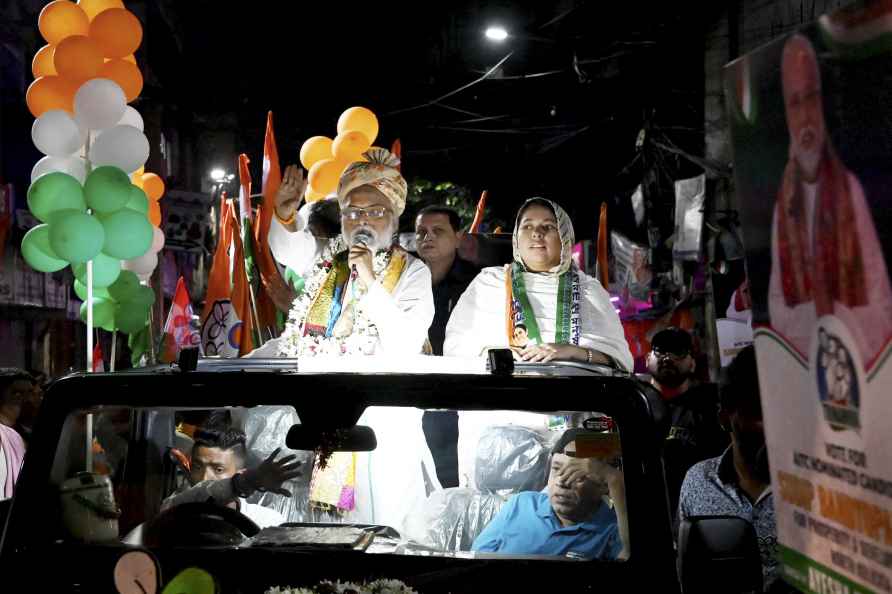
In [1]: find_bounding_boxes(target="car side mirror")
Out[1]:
[286,425,377,452]
[677,515,763,594]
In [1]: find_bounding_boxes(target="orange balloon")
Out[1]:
[89,8,142,59]
[39,1,89,45]
[337,107,379,146]
[26,76,76,117]
[308,158,346,196]
[122,53,136,64]
[142,173,165,201]
[332,130,371,163]
[77,0,124,21]
[299,136,333,170]
[305,187,328,203]
[32,45,57,78]
[97,58,143,102]
[148,200,161,226]
[54,35,103,83]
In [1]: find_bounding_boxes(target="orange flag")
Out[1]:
[199,194,238,356]
[230,202,256,357]
[238,154,252,224]
[253,112,283,335]
[597,202,609,288]
[391,139,402,171]
[469,190,488,233]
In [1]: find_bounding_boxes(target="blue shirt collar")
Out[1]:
[537,491,615,531]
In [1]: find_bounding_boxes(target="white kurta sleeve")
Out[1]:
[360,256,434,356]
[443,268,507,357]
[580,274,634,372]
[268,203,322,277]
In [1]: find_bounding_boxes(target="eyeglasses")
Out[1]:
[652,348,690,361]
[341,206,390,221]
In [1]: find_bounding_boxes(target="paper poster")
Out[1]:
[727,5,892,593]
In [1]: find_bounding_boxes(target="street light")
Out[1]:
[210,168,226,183]
[485,26,509,42]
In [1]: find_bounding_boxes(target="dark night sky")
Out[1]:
[3,0,715,239]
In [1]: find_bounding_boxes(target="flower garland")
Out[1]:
[266,579,417,594]
[278,240,392,358]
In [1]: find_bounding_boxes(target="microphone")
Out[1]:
[352,229,374,249]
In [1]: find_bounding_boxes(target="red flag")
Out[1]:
[597,202,609,288]
[238,154,252,224]
[159,276,199,363]
[230,203,256,357]
[469,190,488,233]
[92,342,105,373]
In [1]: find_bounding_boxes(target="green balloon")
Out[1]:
[101,209,153,260]
[27,172,85,224]
[74,252,121,288]
[84,166,132,214]
[49,210,105,265]
[21,224,68,272]
[107,270,140,302]
[132,285,155,307]
[124,185,150,215]
[73,279,110,302]
[115,299,150,334]
[161,568,216,594]
[79,297,116,329]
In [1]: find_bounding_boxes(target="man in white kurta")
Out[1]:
[767,34,892,367]
[249,149,437,532]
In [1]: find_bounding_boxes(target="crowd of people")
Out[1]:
[0,145,784,590]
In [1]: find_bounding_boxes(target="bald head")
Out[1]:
[781,34,826,179]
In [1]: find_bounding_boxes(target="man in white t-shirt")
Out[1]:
[161,425,300,529]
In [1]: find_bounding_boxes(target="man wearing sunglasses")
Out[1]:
[646,327,727,522]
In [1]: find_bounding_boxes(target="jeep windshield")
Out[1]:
[1,366,674,591]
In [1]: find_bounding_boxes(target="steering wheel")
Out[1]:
[143,501,261,547]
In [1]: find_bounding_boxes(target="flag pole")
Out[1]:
[110,330,117,372]
[84,133,93,473]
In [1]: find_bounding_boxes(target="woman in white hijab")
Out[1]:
[444,197,632,371]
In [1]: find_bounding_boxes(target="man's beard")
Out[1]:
[347,227,391,252]
[654,363,691,388]
[794,127,822,179]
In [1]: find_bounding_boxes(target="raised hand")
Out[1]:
[242,448,303,497]
[275,165,307,225]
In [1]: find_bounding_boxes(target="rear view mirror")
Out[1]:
[286,424,377,452]
[677,515,763,594]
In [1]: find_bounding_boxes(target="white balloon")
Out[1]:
[122,251,158,276]
[74,78,127,131]
[30,155,88,184]
[117,106,144,132]
[31,110,87,157]
[150,227,165,253]
[89,125,149,174]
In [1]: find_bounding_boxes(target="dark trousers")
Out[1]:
[422,410,459,488]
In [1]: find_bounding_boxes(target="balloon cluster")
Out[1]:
[21,0,164,336]
[299,106,379,202]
